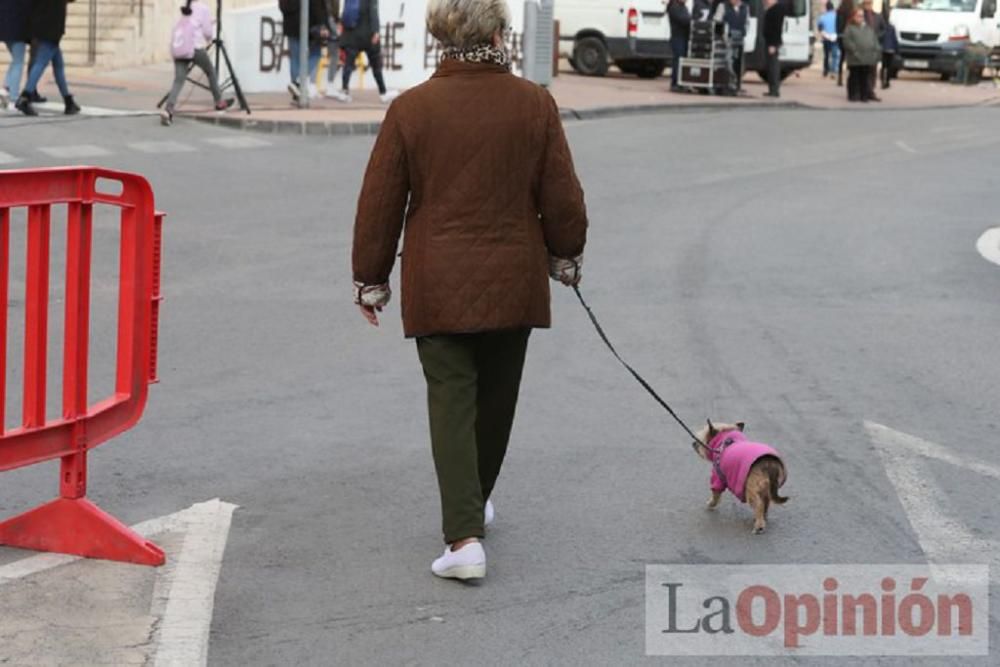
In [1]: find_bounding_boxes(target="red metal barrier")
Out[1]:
[0,167,165,566]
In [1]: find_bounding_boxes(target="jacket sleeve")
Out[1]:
[537,92,588,260]
[352,105,409,286]
[842,25,857,57]
[371,0,380,34]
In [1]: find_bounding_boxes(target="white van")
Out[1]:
[558,0,811,80]
[559,0,672,78]
[892,0,1000,79]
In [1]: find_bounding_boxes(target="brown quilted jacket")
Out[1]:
[351,59,588,338]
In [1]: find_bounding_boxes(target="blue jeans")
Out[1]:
[670,38,687,88]
[287,37,321,84]
[822,40,840,77]
[4,41,26,94]
[24,40,70,97]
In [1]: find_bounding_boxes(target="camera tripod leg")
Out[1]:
[214,39,251,114]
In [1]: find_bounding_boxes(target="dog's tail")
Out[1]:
[768,464,789,505]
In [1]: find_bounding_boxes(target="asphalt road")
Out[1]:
[0,106,998,665]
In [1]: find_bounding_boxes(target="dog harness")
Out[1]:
[708,431,784,503]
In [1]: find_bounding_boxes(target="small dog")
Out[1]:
[693,420,788,534]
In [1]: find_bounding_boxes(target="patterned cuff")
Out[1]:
[353,281,391,307]
[548,254,583,286]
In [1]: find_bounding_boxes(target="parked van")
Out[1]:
[892,0,1000,79]
[559,0,672,78]
[558,0,811,80]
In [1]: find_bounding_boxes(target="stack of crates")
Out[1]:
[678,20,732,92]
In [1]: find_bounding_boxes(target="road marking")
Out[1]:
[0,498,237,666]
[894,140,917,154]
[976,227,1000,267]
[39,144,112,158]
[0,151,21,164]
[32,103,155,118]
[866,422,999,567]
[128,141,197,154]
[204,136,271,149]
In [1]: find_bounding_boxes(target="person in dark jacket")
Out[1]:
[0,0,31,110]
[842,7,880,102]
[763,0,784,97]
[352,0,588,582]
[330,0,397,103]
[280,0,330,103]
[15,0,79,116]
[692,0,714,22]
[667,0,691,92]
[860,0,883,101]
[880,6,898,89]
[715,0,749,93]
[835,0,855,86]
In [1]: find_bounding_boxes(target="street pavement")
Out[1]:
[0,105,998,665]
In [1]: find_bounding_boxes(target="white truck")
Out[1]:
[892,0,1000,80]
[558,0,812,80]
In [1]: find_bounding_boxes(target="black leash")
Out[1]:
[572,285,709,452]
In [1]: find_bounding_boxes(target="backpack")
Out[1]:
[342,0,361,29]
[170,15,196,60]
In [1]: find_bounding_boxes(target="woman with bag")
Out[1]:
[351,0,588,581]
[279,0,330,103]
[161,0,234,126]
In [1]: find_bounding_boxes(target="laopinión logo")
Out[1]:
[645,565,988,656]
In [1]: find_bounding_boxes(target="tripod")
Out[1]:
[158,0,250,114]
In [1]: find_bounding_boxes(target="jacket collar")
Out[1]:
[708,430,746,457]
[431,59,511,78]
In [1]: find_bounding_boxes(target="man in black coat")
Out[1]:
[763,0,785,97]
[16,0,79,116]
[329,0,396,103]
[0,0,31,109]
[667,0,691,92]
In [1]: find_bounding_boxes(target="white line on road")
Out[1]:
[894,140,917,154]
[0,151,21,164]
[39,144,112,158]
[33,103,155,118]
[866,421,999,566]
[203,136,271,149]
[976,227,1000,267]
[0,498,237,666]
[128,141,197,154]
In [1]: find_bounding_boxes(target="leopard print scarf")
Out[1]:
[441,44,511,70]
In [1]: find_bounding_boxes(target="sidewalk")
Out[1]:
[30,60,1000,135]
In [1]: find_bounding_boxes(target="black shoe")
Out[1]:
[15,93,37,116]
[27,90,47,103]
[63,95,81,115]
[869,94,882,102]
[670,85,683,92]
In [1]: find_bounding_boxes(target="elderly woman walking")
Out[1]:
[842,6,881,102]
[351,0,588,580]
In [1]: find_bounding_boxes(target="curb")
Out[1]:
[190,98,806,136]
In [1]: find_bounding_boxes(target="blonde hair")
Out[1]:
[426,0,511,49]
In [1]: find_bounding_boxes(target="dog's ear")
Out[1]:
[736,422,745,432]
[706,419,717,438]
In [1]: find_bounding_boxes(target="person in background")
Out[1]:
[835,0,855,86]
[715,0,749,93]
[693,0,714,22]
[330,0,397,103]
[842,6,880,102]
[0,0,31,110]
[280,0,330,104]
[667,0,691,92]
[763,0,784,97]
[161,0,234,126]
[880,4,898,89]
[323,0,341,97]
[861,0,883,101]
[15,0,79,116]
[817,0,840,79]
[351,0,588,582]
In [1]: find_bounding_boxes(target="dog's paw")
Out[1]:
[752,525,766,535]
[705,500,719,511]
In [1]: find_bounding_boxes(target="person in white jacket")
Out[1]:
[161,0,233,125]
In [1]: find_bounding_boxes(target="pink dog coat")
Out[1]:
[708,431,784,502]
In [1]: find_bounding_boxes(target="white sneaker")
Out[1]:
[484,499,495,527]
[0,87,9,110]
[308,83,319,99]
[379,89,400,103]
[326,88,352,103]
[287,82,300,101]
[431,541,486,580]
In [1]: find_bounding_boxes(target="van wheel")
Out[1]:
[756,69,793,82]
[616,60,639,75]
[637,60,668,79]
[940,72,952,81]
[573,37,609,77]
[568,56,581,73]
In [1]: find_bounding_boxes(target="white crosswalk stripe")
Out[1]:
[203,136,271,149]
[128,141,198,154]
[0,151,21,165]
[38,144,113,158]
[32,103,155,118]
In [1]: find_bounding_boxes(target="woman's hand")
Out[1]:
[372,32,380,45]
[548,255,583,287]
[359,304,382,327]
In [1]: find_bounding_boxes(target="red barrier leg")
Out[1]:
[0,497,165,566]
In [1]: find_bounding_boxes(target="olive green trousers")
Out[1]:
[416,329,531,544]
